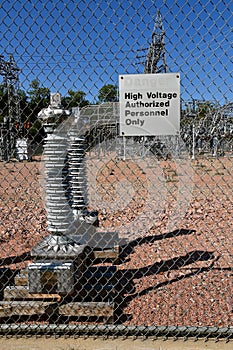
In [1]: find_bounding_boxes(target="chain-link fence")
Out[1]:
[0,0,232,342]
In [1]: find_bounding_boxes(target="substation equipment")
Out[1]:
[24,98,122,322]
[1,10,231,323]
[182,100,233,158]
[27,10,170,295]
[26,11,169,305]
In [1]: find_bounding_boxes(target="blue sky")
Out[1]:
[0,0,232,105]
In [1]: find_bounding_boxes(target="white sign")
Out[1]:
[119,73,180,136]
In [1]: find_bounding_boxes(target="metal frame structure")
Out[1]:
[144,10,167,74]
[0,54,20,161]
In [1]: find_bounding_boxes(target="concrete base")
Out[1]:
[0,337,232,350]
[88,231,127,249]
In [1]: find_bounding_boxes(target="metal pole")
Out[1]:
[192,121,195,160]
[123,135,126,161]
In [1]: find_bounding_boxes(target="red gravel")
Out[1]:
[0,156,232,327]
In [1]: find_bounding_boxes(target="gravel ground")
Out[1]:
[0,155,232,328]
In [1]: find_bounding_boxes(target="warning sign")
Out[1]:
[119,73,180,136]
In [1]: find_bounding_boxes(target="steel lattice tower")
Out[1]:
[0,54,20,160]
[144,10,167,74]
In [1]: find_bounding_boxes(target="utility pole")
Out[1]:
[144,10,167,74]
[0,54,20,161]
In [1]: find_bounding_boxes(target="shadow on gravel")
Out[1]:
[114,229,217,323]
[119,228,196,263]
[0,229,218,326]
[115,255,217,323]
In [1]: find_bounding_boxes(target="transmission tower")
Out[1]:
[143,10,167,74]
[0,54,20,160]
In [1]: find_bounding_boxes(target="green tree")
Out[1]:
[98,84,118,103]
[61,89,89,109]
[196,101,215,120]
[28,79,50,119]
[26,80,49,141]
[18,89,30,122]
[0,84,28,128]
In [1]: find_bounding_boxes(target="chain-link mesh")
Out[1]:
[0,0,232,341]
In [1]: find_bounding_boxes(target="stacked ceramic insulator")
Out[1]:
[67,136,88,215]
[43,135,74,234]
